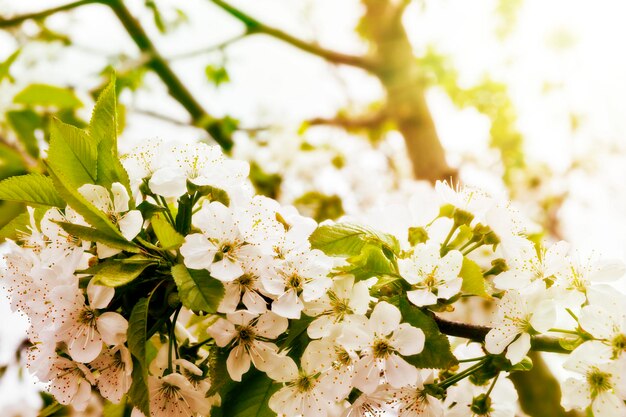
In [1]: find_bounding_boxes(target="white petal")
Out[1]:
[111,182,131,213]
[242,290,268,314]
[207,318,237,347]
[272,289,303,319]
[349,281,371,314]
[485,327,518,355]
[592,392,626,417]
[226,344,250,382]
[97,312,129,346]
[579,305,616,340]
[389,324,425,356]
[255,311,288,339]
[352,356,381,394]
[437,278,463,300]
[369,301,401,336]
[68,326,103,363]
[407,289,437,307]
[148,167,187,198]
[384,354,418,389]
[438,250,462,278]
[302,277,332,302]
[307,315,335,339]
[180,234,217,270]
[591,259,626,282]
[87,280,115,309]
[119,210,143,241]
[96,242,121,259]
[78,184,112,213]
[505,333,531,364]
[211,258,244,282]
[264,354,299,383]
[529,300,556,333]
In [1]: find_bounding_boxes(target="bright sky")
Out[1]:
[2,0,626,410]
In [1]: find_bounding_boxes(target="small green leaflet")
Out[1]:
[6,109,41,158]
[459,257,491,298]
[89,77,132,193]
[151,213,184,249]
[339,244,396,281]
[309,222,400,257]
[398,297,458,369]
[13,83,83,109]
[220,371,279,417]
[127,297,151,416]
[87,256,157,287]
[48,118,98,184]
[0,49,20,83]
[171,264,225,313]
[55,221,140,253]
[0,174,65,207]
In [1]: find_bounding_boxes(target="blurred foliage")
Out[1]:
[293,191,345,222]
[495,0,524,40]
[416,47,525,184]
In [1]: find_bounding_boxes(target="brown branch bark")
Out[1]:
[209,0,456,183]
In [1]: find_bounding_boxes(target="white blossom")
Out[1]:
[338,301,425,394]
[398,244,463,307]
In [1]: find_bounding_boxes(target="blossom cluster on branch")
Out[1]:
[1,80,626,417]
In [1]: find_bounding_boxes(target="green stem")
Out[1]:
[462,241,484,256]
[106,0,233,150]
[439,358,487,389]
[209,0,375,71]
[548,328,579,335]
[440,223,458,255]
[485,372,500,397]
[0,0,98,28]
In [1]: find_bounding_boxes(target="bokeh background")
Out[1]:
[1,0,626,414]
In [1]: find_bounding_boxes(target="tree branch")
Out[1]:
[432,315,570,355]
[307,111,387,130]
[167,33,249,60]
[0,0,98,28]
[209,0,376,71]
[106,0,233,150]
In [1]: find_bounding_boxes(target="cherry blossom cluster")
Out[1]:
[2,138,626,417]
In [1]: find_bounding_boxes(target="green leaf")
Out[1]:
[459,257,491,298]
[0,174,65,207]
[103,398,127,417]
[294,191,344,222]
[55,221,141,253]
[0,204,27,241]
[46,167,125,239]
[171,264,225,313]
[128,297,151,416]
[221,371,278,417]
[0,144,27,180]
[205,64,230,87]
[88,256,156,287]
[151,213,184,249]
[48,118,98,184]
[14,83,82,109]
[187,181,230,206]
[339,244,396,281]
[309,222,399,257]
[398,297,458,369]
[279,314,313,360]
[6,109,42,158]
[89,76,131,191]
[0,49,20,83]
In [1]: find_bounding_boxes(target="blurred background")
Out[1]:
[1,0,626,415]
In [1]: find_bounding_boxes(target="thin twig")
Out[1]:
[0,0,100,28]
[167,32,249,60]
[209,0,376,71]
